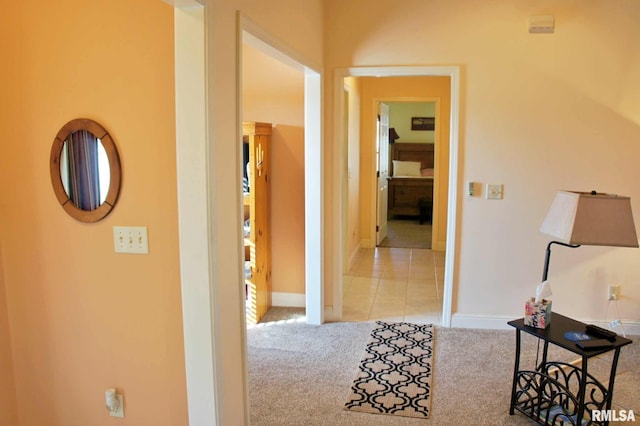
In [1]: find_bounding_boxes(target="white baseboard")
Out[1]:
[584,319,640,337]
[271,292,305,308]
[347,243,361,272]
[360,239,375,249]
[324,306,339,322]
[450,313,516,330]
[271,296,340,323]
[451,313,640,335]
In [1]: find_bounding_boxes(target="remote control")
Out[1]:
[585,324,617,341]
[576,339,614,350]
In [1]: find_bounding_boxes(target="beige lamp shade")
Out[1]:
[540,191,639,247]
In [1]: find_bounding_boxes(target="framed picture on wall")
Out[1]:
[411,117,435,131]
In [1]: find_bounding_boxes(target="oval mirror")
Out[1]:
[50,118,121,222]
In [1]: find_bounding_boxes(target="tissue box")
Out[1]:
[524,297,552,329]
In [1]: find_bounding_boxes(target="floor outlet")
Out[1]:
[113,226,149,254]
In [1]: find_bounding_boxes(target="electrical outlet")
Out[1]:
[607,285,620,301]
[110,394,124,418]
[113,226,149,254]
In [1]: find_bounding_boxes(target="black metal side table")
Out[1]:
[508,312,632,425]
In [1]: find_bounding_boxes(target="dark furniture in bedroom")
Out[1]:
[388,143,434,219]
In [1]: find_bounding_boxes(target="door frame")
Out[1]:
[369,97,441,250]
[333,66,460,327]
[171,3,323,424]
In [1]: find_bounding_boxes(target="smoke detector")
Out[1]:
[529,15,555,34]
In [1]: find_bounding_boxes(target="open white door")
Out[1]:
[376,102,390,245]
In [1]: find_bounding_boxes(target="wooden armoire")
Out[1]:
[243,122,272,324]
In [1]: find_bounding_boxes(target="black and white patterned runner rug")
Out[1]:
[344,321,434,419]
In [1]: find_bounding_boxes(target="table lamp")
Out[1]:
[540,191,639,282]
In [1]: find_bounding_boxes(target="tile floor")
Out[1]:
[342,247,446,325]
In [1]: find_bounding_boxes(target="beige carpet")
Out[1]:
[344,321,434,419]
[379,219,431,249]
[247,308,639,426]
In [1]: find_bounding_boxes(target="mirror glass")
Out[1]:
[60,131,110,209]
[50,119,121,222]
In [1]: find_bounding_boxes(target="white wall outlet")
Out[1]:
[110,394,124,418]
[113,226,149,254]
[486,184,504,200]
[607,284,620,301]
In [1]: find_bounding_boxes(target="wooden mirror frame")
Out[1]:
[50,118,122,223]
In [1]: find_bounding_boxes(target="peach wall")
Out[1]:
[358,76,451,252]
[242,44,306,297]
[0,1,188,425]
[345,77,362,264]
[0,4,20,423]
[0,253,19,426]
[325,0,640,324]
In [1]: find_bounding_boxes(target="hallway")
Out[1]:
[342,247,445,324]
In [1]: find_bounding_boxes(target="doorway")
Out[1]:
[241,23,323,325]
[378,100,437,250]
[172,7,324,423]
[333,67,461,328]
[240,41,306,325]
[343,92,449,324]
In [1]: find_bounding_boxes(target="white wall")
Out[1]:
[325,0,640,328]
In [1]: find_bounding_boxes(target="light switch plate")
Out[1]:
[486,184,504,200]
[113,226,149,254]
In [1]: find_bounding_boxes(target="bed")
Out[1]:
[387,143,434,220]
